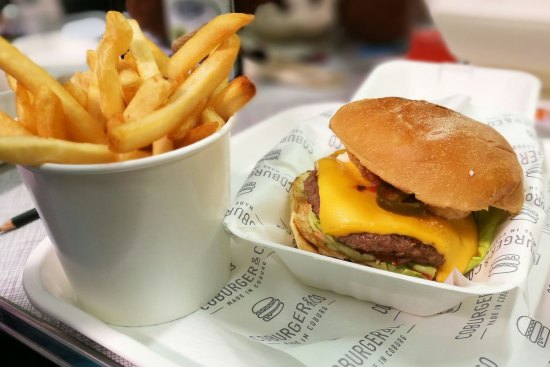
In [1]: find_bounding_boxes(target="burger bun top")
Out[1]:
[329,97,524,214]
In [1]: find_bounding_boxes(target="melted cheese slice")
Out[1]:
[317,156,478,282]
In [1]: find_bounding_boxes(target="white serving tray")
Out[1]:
[23,60,543,365]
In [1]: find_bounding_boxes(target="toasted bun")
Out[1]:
[329,97,524,214]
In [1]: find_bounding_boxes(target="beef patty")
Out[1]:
[303,171,445,267]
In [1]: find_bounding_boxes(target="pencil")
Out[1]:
[0,208,40,233]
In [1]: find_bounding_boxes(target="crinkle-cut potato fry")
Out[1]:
[167,99,207,140]
[34,86,68,140]
[96,11,132,120]
[123,74,175,122]
[167,13,254,82]
[15,83,36,134]
[209,75,256,120]
[109,34,240,153]
[128,19,159,79]
[0,136,117,165]
[0,110,32,136]
[177,121,220,148]
[0,37,106,143]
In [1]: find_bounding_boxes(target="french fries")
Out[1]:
[109,34,241,152]
[128,19,159,80]
[0,110,31,136]
[96,11,132,120]
[0,136,116,165]
[0,37,106,143]
[34,86,68,139]
[209,75,256,120]
[0,11,256,165]
[167,13,254,82]
[14,82,36,134]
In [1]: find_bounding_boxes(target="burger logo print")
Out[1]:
[252,297,284,322]
[516,315,549,347]
[489,254,520,276]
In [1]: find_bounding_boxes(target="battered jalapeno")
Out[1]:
[376,182,426,216]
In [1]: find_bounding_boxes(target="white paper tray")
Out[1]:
[225,60,544,316]
[351,59,541,117]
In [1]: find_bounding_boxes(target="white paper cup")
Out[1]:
[18,121,233,326]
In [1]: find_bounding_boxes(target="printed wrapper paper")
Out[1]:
[118,103,550,367]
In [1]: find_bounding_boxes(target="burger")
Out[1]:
[289,97,524,282]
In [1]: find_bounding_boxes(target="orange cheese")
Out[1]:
[317,156,478,282]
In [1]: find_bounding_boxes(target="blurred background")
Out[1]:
[0,0,461,130]
[0,0,548,132]
[0,0,548,130]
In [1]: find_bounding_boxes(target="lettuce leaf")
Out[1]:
[465,207,509,273]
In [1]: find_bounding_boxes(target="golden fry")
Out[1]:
[0,110,32,136]
[63,80,87,107]
[170,26,201,53]
[34,86,68,139]
[97,38,129,119]
[167,99,206,140]
[122,51,138,71]
[128,19,159,79]
[152,136,174,155]
[123,74,175,121]
[167,13,254,82]
[109,35,240,152]
[0,136,117,165]
[145,37,169,76]
[212,78,228,96]
[15,83,36,134]
[69,71,92,91]
[118,66,141,104]
[209,75,256,120]
[177,121,219,148]
[96,11,132,119]
[86,50,98,72]
[116,149,151,161]
[201,107,224,128]
[0,37,106,143]
[85,76,107,128]
[5,74,16,91]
